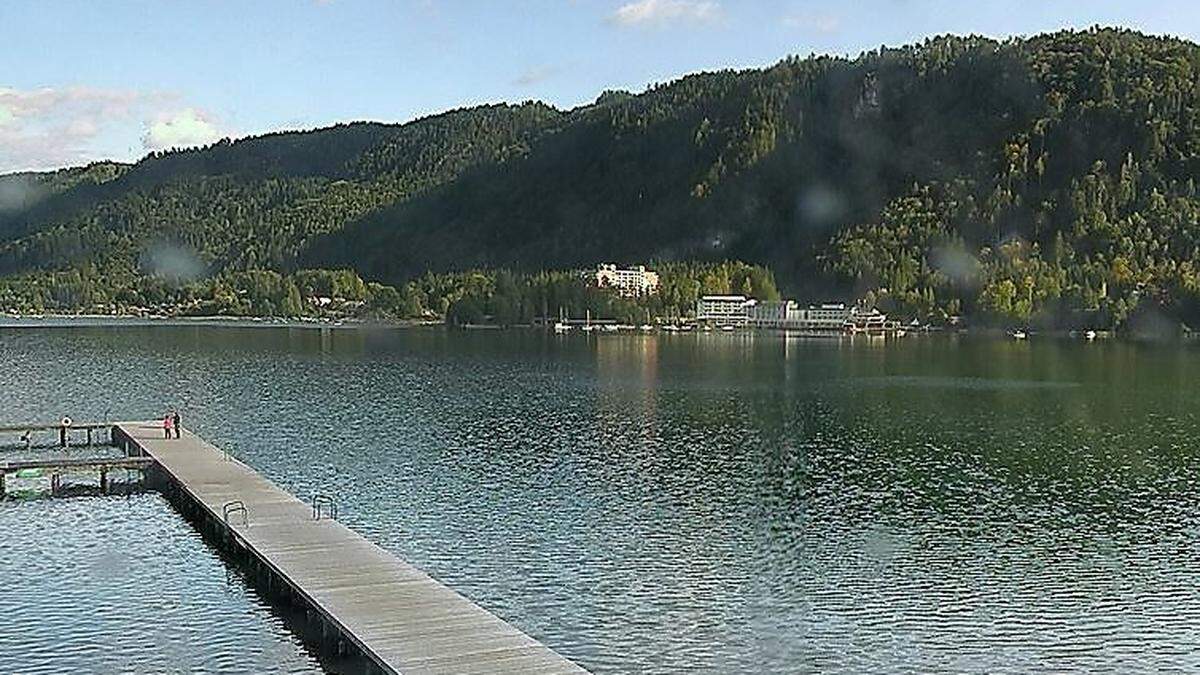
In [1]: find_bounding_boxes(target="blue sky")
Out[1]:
[0,0,1195,172]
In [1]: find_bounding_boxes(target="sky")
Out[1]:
[0,0,1196,173]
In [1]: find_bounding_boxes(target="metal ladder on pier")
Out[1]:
[222,500,249,527]
[311,493,339,521]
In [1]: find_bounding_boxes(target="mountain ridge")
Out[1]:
[4,27,1200,328]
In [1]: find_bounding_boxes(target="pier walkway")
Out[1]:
[113,422,584,675]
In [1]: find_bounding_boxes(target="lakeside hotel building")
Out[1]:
[594,264,660,297]
[694,295,755,327]
[696,296,893,332]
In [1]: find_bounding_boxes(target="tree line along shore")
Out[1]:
[0,261,781,328]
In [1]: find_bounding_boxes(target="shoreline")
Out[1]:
[0,314,441,330]
[1,314,1193,343]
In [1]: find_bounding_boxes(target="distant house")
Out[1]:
[594,264,660,297]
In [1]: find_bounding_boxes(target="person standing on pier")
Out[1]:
[163,412,173,439]
[172,410,181,439]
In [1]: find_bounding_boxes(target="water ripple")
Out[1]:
[4,327,1200,672]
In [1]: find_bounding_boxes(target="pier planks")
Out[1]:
[114,422,585,675]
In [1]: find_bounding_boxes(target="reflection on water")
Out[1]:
[3,326,1200,672]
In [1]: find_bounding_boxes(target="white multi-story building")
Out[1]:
[799,303,855,330]
[702,296,896,333]
[746,302,893,332]
[745,301,850,330]
[747,300,799,329]
[696,295,756,326]
[594,264,660,297]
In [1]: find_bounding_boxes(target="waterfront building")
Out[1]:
[843,307,898,333]
[747,300,798,328]
[700,296,897,333]
[746,301,898,332]
[744,301,850,331]
[696,295,756,326]
[594,264,660,297]
[800,303,855,330]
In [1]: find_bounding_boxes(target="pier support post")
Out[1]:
[0,472,5,500]
[59,426,67,448]
[87,428,93,446]
[99,469,108,494]
[50,473,60,496]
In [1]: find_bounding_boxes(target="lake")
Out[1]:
[3,324,1200,672]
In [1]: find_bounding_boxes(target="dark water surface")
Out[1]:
[3,325,1200,673]
[0,494,325,673]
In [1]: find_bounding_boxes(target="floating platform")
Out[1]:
[0,455,154,496]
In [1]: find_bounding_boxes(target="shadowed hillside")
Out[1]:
[4,28,1200,328]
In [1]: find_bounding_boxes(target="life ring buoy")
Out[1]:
[61,416,73,427]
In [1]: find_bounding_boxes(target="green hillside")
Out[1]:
[4,28,1200,329]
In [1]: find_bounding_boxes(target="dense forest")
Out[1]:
[4,28,1200,329]
[0,260,778,327]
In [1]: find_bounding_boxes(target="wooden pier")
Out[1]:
[111,422,585,675]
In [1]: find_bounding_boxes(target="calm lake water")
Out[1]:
[3,324,1200,672]
[0,493,326,674]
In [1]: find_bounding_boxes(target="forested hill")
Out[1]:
[5,27,1200,328]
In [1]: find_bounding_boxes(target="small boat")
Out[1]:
[721,325,735,332]
[553,322,571,334]
[1010,329,1027,340]
[639,324,654,332]
[1084,330,1097,341]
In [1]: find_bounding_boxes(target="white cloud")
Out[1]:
[0,86,230,173]
[610,0,721,27]
[782,11,841,34]
[0,86,146,172]
[142,108,225,151]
